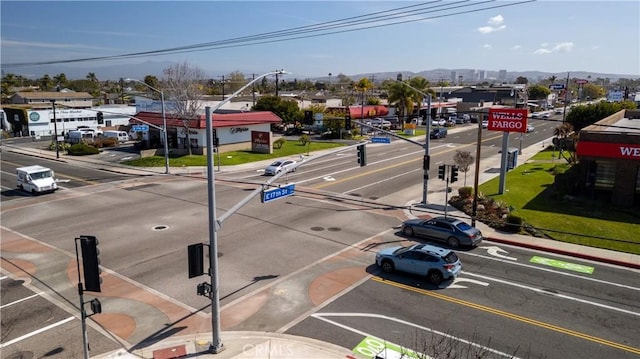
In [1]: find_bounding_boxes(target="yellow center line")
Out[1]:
[312,132,503,190]
[372,276,640,354]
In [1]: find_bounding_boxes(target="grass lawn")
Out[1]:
[478,148,640,254]
[123,140,345,167]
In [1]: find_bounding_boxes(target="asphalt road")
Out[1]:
[3,114,637,358]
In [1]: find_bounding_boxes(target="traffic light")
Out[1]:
[304,110,313,125]
[357,144,367,166]
[345,115,351,130]
[451,166,459,183]
[438,165,446,180]
[90,298,102,314]
[79,235,101,292]
[96,112,104,124]
[212,128,219,147]
[423,155,430,171]
[188,243,205,278]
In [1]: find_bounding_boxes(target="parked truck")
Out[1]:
[16,165,58,194]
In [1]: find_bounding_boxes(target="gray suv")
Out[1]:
[430,127,448,139]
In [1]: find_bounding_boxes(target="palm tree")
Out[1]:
[387,81,415,131]
[353,78,374,120]
[86,72,98,82]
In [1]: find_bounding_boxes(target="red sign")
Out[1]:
[576,141,640,159]
[575,79,589,85]
[487,108,529,133]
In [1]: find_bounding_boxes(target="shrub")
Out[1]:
[458,186,473,199]
[68,143,99,156]
[273,137,286,149]
[49,141,71,152]
[505,214,523,233]
[94,137,118,148]
[299,134,310,146]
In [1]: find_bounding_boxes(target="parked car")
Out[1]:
[554,108,564,115]
[431,118,446,127]
[455,114,471,124]
[367,118,391,130]
[264,159,297,175]
[375,243,462,285]
[445,116,457,127]
[542,112,551,119]
[401,216,483,248]
[481,120,488,128]
[430,127,448,139]
[531,112,540,118]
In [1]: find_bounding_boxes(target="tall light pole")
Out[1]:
[390,78,432,204]
[51,100,59,159]
[125,78,170,174]
[205,69,289,354]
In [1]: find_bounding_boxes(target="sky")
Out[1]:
[1,1,639,80]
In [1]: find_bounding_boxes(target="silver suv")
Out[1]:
[375,243,462,285]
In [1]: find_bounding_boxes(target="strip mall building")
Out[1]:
[576,109,640,206]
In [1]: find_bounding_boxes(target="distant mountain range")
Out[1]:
[2,61,636,83]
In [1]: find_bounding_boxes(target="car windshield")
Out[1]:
[269,161,283,166]
[444,252,459,263]
[393,246,412,255]
[456,223,472,231]
[30,170,52,180]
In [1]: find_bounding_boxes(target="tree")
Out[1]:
[226,70,246,93]
[386,81,416,131]
[527,85,551,100]
[143,75,159,90]
[354,77,374,106]
[581,83,604,100]
[253,95,302,124]
[515,76,529,84]
[86,72,98,83]
[53,73,68,89]
[453,150,474,186]
[162,61,206,117]
[39,74,54,91]
[565,100,636,131]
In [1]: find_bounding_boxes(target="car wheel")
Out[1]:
[427,270,443,285]
[447,237,460,248]
[402,226,414,236]
[380,260,395,273]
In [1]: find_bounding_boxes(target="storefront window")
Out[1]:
[594,161,615,190]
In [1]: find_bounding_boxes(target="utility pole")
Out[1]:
[252,74,256,107]
[51,100,59,159]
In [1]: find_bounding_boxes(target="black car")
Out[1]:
[430,128,448,139]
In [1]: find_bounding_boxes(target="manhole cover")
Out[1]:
[310,227,324,232]
[327,227,341,232]
[153,225,169,231]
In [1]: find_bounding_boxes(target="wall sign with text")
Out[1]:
[487,108,529,133]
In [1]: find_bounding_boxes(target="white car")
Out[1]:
[264,159,297,176]
[481,120,488,128]
[431,118,446,126]
[526,124,535,133]
[542,113,551,119]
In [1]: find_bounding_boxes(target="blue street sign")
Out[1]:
[132,124,149,132]
[371,137,391,144]
[262,184,296,203]
[549,84,565,90]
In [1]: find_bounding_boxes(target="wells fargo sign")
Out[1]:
[487,108,529,133]
[576,141,640,160]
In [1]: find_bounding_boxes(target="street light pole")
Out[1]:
[204,70,288,354]
[51,100,59,159]
[125,78,170,174]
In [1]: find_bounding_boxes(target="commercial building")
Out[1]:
[576,109,640,206]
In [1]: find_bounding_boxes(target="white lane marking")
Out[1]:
[0,316,74,348]
[345,168,422,194]
[447,277,490,289]
[461,271,640,317]
[480,246,518,261]
[461,251,640,292]
[0,276,7,280]
[0,293,40,309]
[312,313,521,359]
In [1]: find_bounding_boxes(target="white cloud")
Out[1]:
[553,42,574,52]
[511,45,522,50]
[592,45,599,50]
[533,42,574,55]
[534,48,552,55]
[488,15,504,26]
[540,42,549,47]
[477,15,506,34]
[482,44,492,49]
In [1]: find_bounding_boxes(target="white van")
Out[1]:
[67,129,102,144]
[16,165,58,194]
[103,130,129,143]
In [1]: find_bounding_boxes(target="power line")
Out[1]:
[3,0,534,68]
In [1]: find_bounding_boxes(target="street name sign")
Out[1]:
[132,124,149,132]
[371,137,391,144]
[549,84,565,90]
[262,184,296,203]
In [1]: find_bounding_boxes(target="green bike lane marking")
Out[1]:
[530,256,594,274]
[353,336,424,359]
